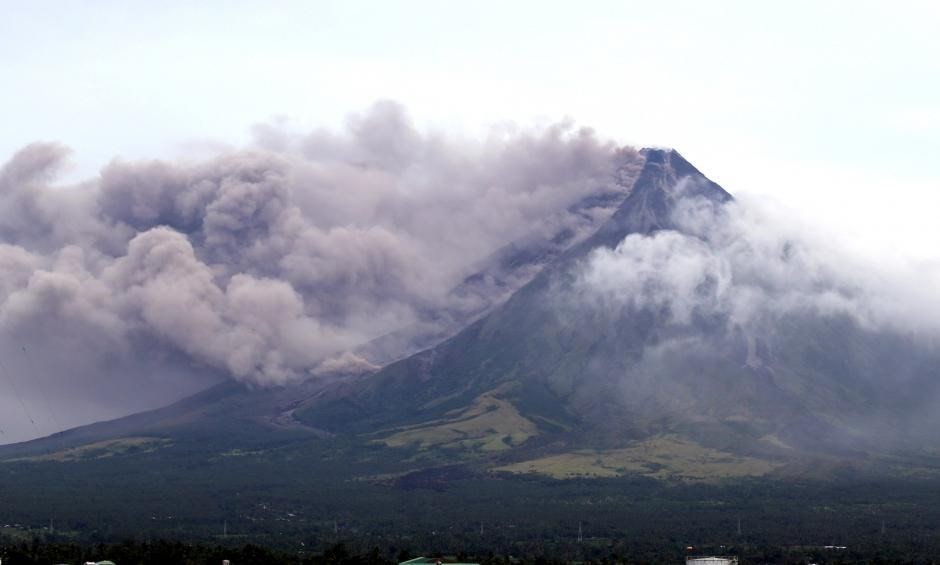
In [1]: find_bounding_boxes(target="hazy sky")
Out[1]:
[2,0,939,262]
[1,0,939,442]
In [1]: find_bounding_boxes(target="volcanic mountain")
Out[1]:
[292,148,940,463]
[5,147,940,550]
[3,148,940,482]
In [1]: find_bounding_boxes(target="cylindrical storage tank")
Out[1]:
[686,558,738,565]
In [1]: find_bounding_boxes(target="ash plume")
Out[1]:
[0,102,636,439]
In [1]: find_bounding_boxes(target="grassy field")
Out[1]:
[12,437,172,462]
[377,390,538,452]
[494,435,779,480]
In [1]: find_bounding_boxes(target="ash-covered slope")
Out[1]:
[0,377,336,460]
[354,151,643,366]
[298,149,940,459]
[297,149,734,424]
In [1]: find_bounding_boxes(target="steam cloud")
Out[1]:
[560,191,940,448]
[574,192,940,343]
[0,101,635,440]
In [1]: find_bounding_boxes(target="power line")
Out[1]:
[0,354,40,436]
[1,347,73,537]
[20,345,62,433]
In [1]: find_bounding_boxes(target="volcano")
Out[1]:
[3,149,940,544]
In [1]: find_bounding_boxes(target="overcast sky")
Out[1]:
[2,0,939,261]
[2,1,940,442]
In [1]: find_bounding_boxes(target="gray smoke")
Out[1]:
[0,102,635,440]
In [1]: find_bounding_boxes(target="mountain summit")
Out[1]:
[590,148,731,243]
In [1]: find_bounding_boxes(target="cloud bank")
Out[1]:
[574,191,940,343]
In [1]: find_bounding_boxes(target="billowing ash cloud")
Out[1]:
[573,191,940,341]
[0,101,636,439]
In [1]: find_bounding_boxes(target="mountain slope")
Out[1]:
[355,151,643,366]
[295,149,735,430]
[296,148,940,463]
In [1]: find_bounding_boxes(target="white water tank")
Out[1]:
[687,558,738,565]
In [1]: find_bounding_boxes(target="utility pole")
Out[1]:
[578,521,583,543]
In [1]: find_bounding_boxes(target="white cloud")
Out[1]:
[575,193,940,338]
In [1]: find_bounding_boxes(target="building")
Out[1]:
[686,557,739,565]
[399,557,480,565]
